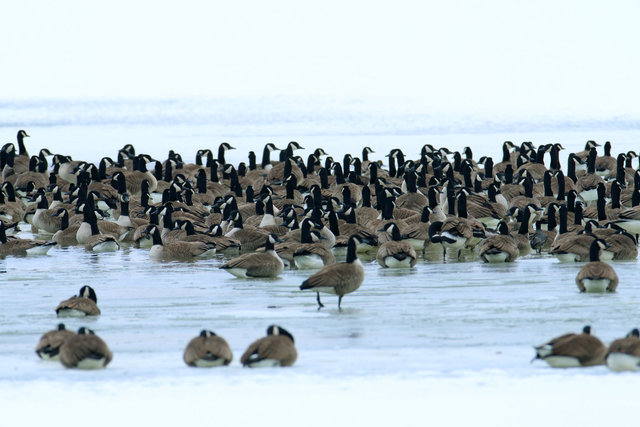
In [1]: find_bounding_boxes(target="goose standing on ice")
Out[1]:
[299,234,364,309]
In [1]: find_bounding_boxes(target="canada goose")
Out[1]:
[602,227,638,261]
[133,207,161,248]
[240,325,297,368]
[395,171,427,211]
[575,140,600,162]
[533,325,607,368]
[203,224,241,253]
[122,154,158,195]
[35,323,76,361]
[55,285,101,317]
[258,143,280,171]
[299,234,364,309]
[52,154,83,184]
[216,141,235,164]
[224,210,270,251]
[459,188,503,228]
[59,327,113,369]
[15,129,30,158]
[606,328,640,372]
[376,222,417,268]
[220,234,284,278]
[550,232,596,263]
[510,205,534,257]
[575,148,604,205]
[595,141,617,176]
[142,225,216,260]
[428,193,486,259]
[493,141,517,174]
[0,219,55,256]
[334,206,378,252]
[84,222,121,252]
[586,221,638,261]
[575,239,618,292]
[78,203,121,252]
[402,206,433,251]
[611,203,640,235]
[14,155,48,190]
[0,183,26,222]
[51,208,80,246]
[183,330,233,367]
[428,217,473,259]
[115,193,146,242]
[292,228,336,270]
[508,176,541,210]
[268,156,304,184]
[515,144,549,182]
[478,221,519,263]
[32,190,66,234]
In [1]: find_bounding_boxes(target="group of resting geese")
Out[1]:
[534,325,640,372]
[38,285,640,371]
[3,130,639,369]
[37,285,296,369]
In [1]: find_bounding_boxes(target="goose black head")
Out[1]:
[267,325,294,343]
[79,285,98,303]
[199,330,217,338]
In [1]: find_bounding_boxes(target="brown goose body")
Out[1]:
[51,208,79,246]
[35,323,76,361]
[59,327,112,369]
[224,212,271,251]
[55,285,101,317]
[606,329,640,371]
[375,222,417,268]
[478,221,519,263]
[300,235,364,309]
[550,233,596,263]
[575,239,618,292]
[0,234,56,257]
[241,325,297,368]
[293,241,336,269]
[143,225,216,260]
[220,234,284,278]
[534,325,607,368]
[183,330,233,367]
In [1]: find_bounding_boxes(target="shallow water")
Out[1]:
[2,100,640,425]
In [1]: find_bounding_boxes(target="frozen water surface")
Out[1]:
[2,242,639,425]
[1,103,639,425]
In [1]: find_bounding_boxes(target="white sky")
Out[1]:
[1,0,639,116]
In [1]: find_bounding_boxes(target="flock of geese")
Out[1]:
[37,284,296,369]
[2,130,639,370]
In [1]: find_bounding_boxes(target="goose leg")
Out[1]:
[316,292,324,309]
[338,295,343,311]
